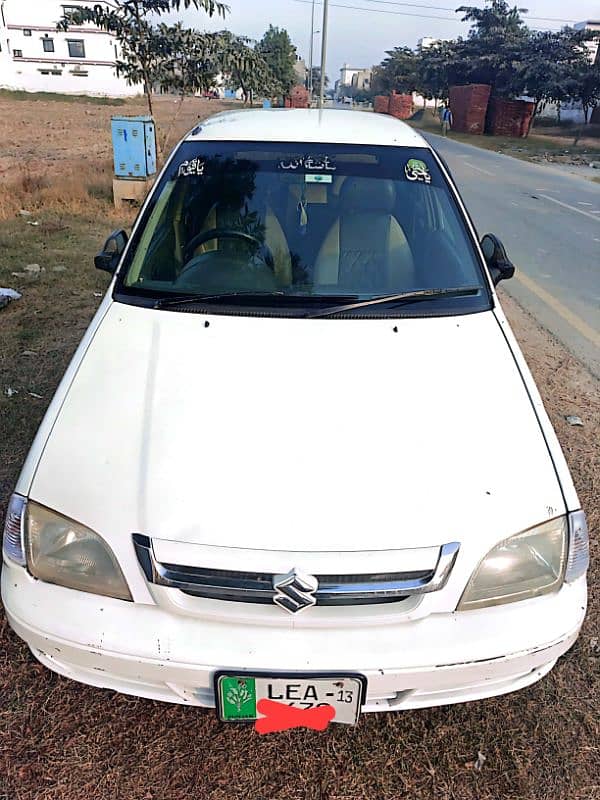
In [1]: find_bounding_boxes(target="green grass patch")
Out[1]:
[0,88,131,105]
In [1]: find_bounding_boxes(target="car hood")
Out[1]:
[30,303,564,553]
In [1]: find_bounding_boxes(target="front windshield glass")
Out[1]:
[117,141,489,316]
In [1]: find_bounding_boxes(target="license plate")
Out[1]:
[215,672,366,726]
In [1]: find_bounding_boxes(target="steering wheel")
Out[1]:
[181,228,275,274]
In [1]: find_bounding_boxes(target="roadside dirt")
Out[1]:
[0,94,230,185]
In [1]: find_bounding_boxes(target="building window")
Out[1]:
[23,29,32,36]
[42,38,55,53]
[14,49,23,57]
[62,5,82,13]
[67,39,85,58]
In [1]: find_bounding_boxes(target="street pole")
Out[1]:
[308,0,315,95]
[318,0,329,109]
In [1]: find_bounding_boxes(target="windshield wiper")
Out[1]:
[305,286,482,319]
[155,290,285,309]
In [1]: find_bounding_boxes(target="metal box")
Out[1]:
[111,115,157,179]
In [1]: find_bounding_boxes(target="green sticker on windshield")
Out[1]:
[405,159,431,185]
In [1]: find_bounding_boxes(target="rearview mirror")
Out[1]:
[95,230,128,274]
[480,234,515,286]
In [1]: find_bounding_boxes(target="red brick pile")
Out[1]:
[374,95,390,114]
[388,93,413,120]
[449,84,491,135]
[288,86,310,109]
[487,97,536,138]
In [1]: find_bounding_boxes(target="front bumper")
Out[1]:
[2,561,587,712]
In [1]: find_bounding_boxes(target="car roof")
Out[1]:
[185,108,430,149]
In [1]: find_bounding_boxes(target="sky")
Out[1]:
[169,1,600,82]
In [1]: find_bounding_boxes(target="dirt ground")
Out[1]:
[0,93,231,183]
[0,94,233,220]
[0,93,598,800]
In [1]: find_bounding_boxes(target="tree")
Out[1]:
[155,24,220,98]
[58,1,228,116]
[219,32,281,105]
[415,42,456,103]
[454,0,530,97]
[518,28,595,133]
[570,57,600,125]
[374,46,418,94]
[256,26,298,96]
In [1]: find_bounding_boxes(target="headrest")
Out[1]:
[339,177,396,213]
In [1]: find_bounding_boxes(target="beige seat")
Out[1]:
[197,203,292,286]
[314,178,415,292]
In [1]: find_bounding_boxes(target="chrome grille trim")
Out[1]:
[133,535,460,606]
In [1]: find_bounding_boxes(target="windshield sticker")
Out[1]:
[305,174,333,184]
[178,158,205,178]
[279,155,337,172]
[405,159,431,184]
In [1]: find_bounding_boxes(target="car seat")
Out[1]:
[313,178,415,293]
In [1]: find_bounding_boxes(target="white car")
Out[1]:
[2,110,589,725]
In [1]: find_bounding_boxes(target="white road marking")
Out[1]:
[578,202,593,206]
[463,161,496,176]
[537,194,600,223]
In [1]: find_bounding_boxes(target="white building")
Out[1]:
[417,37,439,50]
[574,20,600,65]
[0,0,141,96]
[336,64,372,98]
[293,53,307,87]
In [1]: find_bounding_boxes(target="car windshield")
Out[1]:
[117,141,490,316]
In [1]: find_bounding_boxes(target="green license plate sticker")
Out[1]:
[219,676,258,720]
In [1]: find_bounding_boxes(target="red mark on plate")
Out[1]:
[254,699,335,734]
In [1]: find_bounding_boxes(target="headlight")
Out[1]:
[458,517,567,611]
[25,502,132,601]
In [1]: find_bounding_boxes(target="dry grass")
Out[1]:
[0,95,598,800]
[0,94,233,220]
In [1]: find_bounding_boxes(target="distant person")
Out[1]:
[441,104,453,136]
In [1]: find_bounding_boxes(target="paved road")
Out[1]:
[422,131,600,377]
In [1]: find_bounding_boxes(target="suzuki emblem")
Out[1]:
[273,568,318,614]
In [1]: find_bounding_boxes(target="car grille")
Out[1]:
[133,535,459,607]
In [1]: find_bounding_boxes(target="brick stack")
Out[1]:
[486,98,536,138]
[289,85,310,109]
[388,93,413,120]
[449,84,491,135]
[374,95,390,114]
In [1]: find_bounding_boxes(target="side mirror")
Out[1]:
[480,233,515,286]
[94,229,128,274]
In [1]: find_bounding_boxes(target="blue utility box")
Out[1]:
[111,115,157,179]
